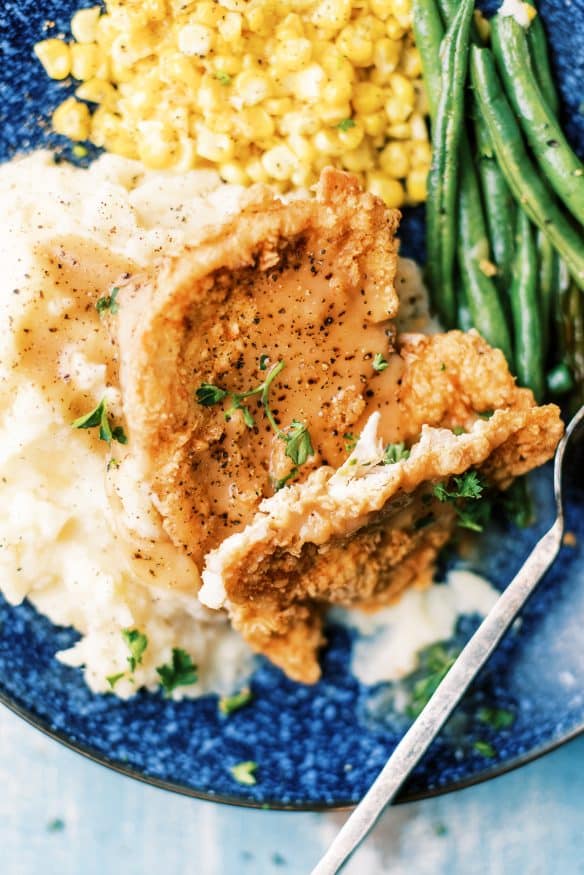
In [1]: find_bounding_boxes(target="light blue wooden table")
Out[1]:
[1,707,582,874]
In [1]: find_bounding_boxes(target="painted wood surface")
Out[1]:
[1,707,582,874]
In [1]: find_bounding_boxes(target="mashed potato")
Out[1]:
[0,151,499,698]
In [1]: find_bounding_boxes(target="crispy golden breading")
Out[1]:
[115,169,401,566]
[114,168,562,684]
[201,331,562,683]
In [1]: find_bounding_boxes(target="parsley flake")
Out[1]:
[273,467,299,491]
[337,118,356,131]
[477,706,515,730]
[106,672,125,690]
[47,818,65,833]
[473,740,496,758]
[156,648,198,694]
[196,383,228,406]
[433,471,487,532]
[452,425,466,435]
[433,471,484,502]
[343,432,358,452]
[282,420,314,466]
[383,442,410,465]
[229,760,258,786]
[195,362,314,472]
[259,354,269,371]
[215,70,232,85]
[122,628,148,672]
[372,352,389,372]
[219,687,254,716]
[406,643,460,718]
[96,286,120,315]
[71,399,127,445]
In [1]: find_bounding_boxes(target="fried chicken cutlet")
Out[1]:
[114,169,563,683]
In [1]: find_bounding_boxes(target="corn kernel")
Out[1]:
[380,141,410,178]
[237,107,275,140]
[218,11,243,42]
[313,129,345,157]
[34,39,71,81]
[352,82,385,115]
[410,112,429,141]
[274,38,313,71]
[178,24,214,57]
[287,133,315,164]
[386,17,407,40]
[337,25,373,66]
[279,110,320,137]
[75,78,117,106]
[400,45,421,78]
[337,120,364,150]
[367,172,404,207]
[219,161,250,185]
[409,140,432,168]
[358,110,385,137]
[322,80,352,105]
[392,0,412,27]
[246,157,270,183]
[369,0,393,20]
[371,38,401,83]
[387,121,412,139]
[196,125,235,162]
[70,43,100,81]
[159,53,200,90]
[137,120,178,168]
[311,0,352,33]
[262,144,299,180]
[341,141,375,172]
[234,71,272,106]
[52,97,91,140]
[276,13,305,40]
[317,102,352,125]
[196,76,225,114]
[290,64,327,102]
[406,167,428,202]
[71,7,101,44]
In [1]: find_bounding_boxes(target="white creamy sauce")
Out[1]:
[334,570,499,686]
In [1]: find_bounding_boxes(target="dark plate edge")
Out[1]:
[1,684,582,812]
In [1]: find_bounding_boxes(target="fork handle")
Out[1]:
[311,518,564,875]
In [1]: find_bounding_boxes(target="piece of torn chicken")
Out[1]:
[115,168,563,684]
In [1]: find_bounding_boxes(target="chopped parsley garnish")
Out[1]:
[477,409,494,420]
[343,432,358,452]
[96,286,120,315]
[452,425,466,435]
[282,420,314,466]
[433,471,487,532]
[229,760,258,786]
[272,467,299,491]
[106,672,125,690]
[215,70,232,85]
[47,818,66,833]
[71,399,127,445]
[337,118,356,131]
[383,442,410,465]
[122,628,148,672]
[372,352,389,372]
[499,478,534,528]
[433,471,484,502]
[156,647,198,694]
[259,354,269,371]
[219,687,254,716]
[473,740,496,758]
[196,383,228,406]
[195,361,314,481]
[477,706,515,730]
[406,643,460,718]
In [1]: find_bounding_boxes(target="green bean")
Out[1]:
[546,362,574,396]
[491,15,584,227]
[523,0,560,114]
[509,211,544,401]
[474,113,516,297]
[458,139,514,365]
[425,0,475,328]
[456,274,473,332]
[537,230,559,359]
[554,271,584,413]
[411,0,444,122]
[470,46,584,290]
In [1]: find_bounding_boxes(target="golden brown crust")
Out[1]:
[115,169,401,565]
[203,331,563,683]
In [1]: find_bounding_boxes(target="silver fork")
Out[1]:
[312,405,584,875]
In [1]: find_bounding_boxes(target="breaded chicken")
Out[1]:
[200,331,562,682]
[116,170,400,565]
[113,168,562,683]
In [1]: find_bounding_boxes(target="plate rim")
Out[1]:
[1,682,582,811]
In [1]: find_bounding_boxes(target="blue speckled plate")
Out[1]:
[0,0,583,810]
